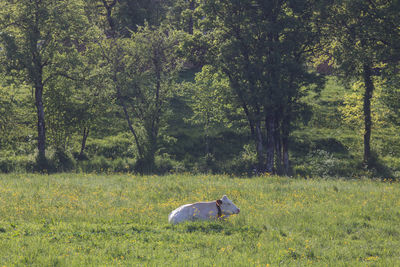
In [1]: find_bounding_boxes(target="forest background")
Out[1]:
[1,0,400,178]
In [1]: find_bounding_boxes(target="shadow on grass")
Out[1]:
[167,221,263,236]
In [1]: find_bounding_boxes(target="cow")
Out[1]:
[168,195,240,224]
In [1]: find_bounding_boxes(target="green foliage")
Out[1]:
[154,154,185,174]
[166,0,201,33]
[326,0,400,80]
[178,30,210,66]
[200,0,326,172]
[187,66,234,128]
[323,0,400,165]
[305,77,346,129]
[294,150,357,178]
[90,22,185,172]
[0,82,35,152]
[181,65,241,158]
[77,156,135,173]
[0,153,36,173]
[49,149,77,173]
[0,0,92,166]
[219,144,258,176]
[1,0,400,177]
[0,174,400,265]
[84,134,136,160]
[114,0,171,31]
[382,74,400,126]
[79,155,111,172]
[339,79,390,131]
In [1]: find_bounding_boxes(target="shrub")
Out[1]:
[314,138,348,154]
[73,151,89,161]
[290,133,349,156]
[0,158,15,173]
[110,157,135,173]
[85,134,136,159]
[293,165,312,178]
[365,151,393,179]
[220,144,257,176]
[78,156,111,173]
[293,150,358,178]
[382,156,400,175]
[0,154,36,173]
[155,154,185,174]
[77,156,136,173]
[49,150,76,172]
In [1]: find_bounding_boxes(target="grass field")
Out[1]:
[0,173,399,266]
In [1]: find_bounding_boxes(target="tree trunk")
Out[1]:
[79,127,89,159]
[102,0,117,37]
[282,134,290,176]
[362,63,374,167]
[144,132,157,173]
[255,121,265,173]
[274,113,283,175]
[225,74,255,136]
[266,115,275,173]
[117,87,143,158]
[35,82,46,163]
[205,121,210,155]
[281,106,291,176]
[188,0,195,34]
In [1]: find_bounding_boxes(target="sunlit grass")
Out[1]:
[0,173,399,266]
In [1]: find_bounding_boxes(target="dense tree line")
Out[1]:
[0,0,399,176]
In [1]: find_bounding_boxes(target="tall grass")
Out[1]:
[0,174,399,266]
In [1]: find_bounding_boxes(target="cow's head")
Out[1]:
[218,195,240,215]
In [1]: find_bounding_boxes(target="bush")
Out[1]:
[219,144,257,176]
[293,150,357,178]
[0,158,15,173]
[314,138,348,154]
[110,157,136,172]
[77,156,136,173]
[78,156,111,173]
[155,154,185,174]
[365,151,393,179]
[0,154,36,173]
[85,134,136,159]
[49,150,76,172]
[189,153,218,174]
[382,156,400,176]
[290,133,349,156]
[73,151,89,161]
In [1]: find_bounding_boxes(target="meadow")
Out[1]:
[0,173,399,266]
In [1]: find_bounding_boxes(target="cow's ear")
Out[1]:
[216,199,222,206]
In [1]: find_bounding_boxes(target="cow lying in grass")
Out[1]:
[168,195,240,224]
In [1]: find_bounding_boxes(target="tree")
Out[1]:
[91,0,184,172]
[200,0,324,174]
[115,0,172,32]
[324,0,400,167]
[184,66,231,156]
[167,0,200,34]
[84,0,173,36]
[121,25,184,172]
[0,0,88,167]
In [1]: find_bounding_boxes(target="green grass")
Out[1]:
[0,173,399,266]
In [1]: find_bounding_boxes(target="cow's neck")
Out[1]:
[216,202,222,218]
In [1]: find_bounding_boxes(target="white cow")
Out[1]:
[168,195,240,224]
